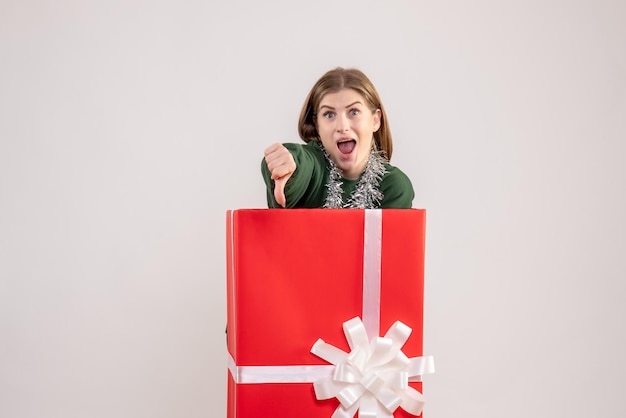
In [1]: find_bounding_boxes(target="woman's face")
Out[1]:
[315,88,381,180]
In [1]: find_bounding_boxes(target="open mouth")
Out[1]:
[337,139,356,155]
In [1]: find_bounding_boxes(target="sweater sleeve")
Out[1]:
[261,142,328,208]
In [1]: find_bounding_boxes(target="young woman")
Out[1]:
[262,67,414,209]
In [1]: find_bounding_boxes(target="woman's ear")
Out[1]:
[372,108,382,132]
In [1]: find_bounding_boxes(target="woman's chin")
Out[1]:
[330,152,366,179]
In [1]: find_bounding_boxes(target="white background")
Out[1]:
[1,1,625,417]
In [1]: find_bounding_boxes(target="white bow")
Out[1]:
[311,317,435,418]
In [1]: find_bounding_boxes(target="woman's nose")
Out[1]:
[336,114,349,132]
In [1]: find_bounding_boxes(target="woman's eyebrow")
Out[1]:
[319,101,363,111]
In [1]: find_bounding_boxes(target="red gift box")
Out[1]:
[226,209,430,418]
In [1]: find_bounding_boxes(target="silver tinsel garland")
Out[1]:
[323,149,388,209]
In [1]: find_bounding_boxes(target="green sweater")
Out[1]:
[261,141,414,209]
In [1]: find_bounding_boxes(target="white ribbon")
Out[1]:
[228,352,334,383]
[311,317,435,418]
[362,209,383,338]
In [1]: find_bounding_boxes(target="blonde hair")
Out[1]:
[297,67,394,160]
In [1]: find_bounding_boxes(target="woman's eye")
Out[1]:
[349,109,360,116]
[323,111,335,119]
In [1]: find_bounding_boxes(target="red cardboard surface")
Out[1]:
[226,209,426,418]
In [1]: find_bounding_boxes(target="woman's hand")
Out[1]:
[264,143,296,207]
